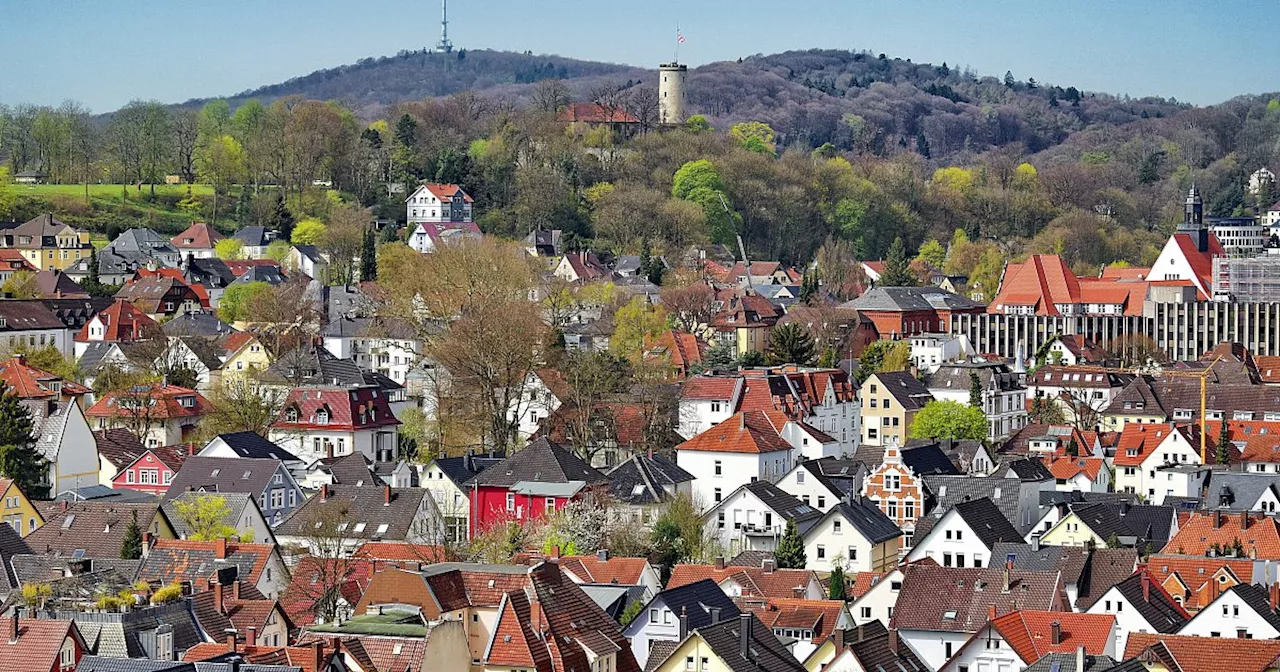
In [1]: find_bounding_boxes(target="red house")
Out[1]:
[842,286,985,339]
[111,444,191,495]
[468,437,609,534]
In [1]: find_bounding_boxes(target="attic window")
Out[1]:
[943,610,957,620]
[285,407,299,423]
[242,471,252,480]
[353,523,366,533]
[376,524,388,535]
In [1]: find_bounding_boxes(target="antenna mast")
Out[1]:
[437,0,453,53]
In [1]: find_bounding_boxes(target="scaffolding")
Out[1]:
[1212,254,1280,301]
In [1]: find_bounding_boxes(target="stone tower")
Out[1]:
[658,62,688,125]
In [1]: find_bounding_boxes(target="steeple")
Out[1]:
[1183,184,1203,228]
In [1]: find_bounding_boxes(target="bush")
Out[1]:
[150,582,183,604]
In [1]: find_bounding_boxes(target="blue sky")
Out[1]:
[4,0,1274,112]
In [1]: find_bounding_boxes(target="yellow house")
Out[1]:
[220,332,273,380]
[1039,510,1109,547]
[5,214,92,271]
[1100,377,1166,431]
[859,371,933,446]
[0,478,44,536]
[650,614,805,672]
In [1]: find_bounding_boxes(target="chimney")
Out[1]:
[738,613,752,660]
[214,582,225,614]
[60,500,67,513]
[1031,534,1041,552]
[551,545,561,561]
[214,537,227,559]
[833,628,845,651]
[1077,646,1085,672]
[715,556,725,570]
[1242,511,1250,530]
[1002,567,1011,593]
[1215,511,1224,528]
[142,532,152,558]
[1141,572,1152,602]
[320,484,329,502]
[855,623,865,643]
[1050,620,1062,646]
[762,559,776,573]
[313,641,324,672]
[246,626,256,647]
[597,549,609,562]
[678,606,689,640]
[888,628,899,654]
[1270,583,1280,611]
[710,607,721,625]
[225,629,237,653]
[988,605,996,621]
[232,581,241,601]
[384,484,392,506]
[8,613,16,644]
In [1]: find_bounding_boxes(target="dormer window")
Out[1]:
[285,407,299,423]
[316,408,330,424]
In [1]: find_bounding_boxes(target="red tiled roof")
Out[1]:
[681,376,740,401]
[0,250,36,273]
[131,267,212,305]
[0,618,78,672]
[676,410,793,454]
[668,564,817,599]
[73,299,161,343]
[848,571,887,599]
[352,542,447,563]
[989,255,1081,316]
[142,539,276,587]
[1170,232,1226,300]
[0,355,89,399]
[1147,554,1253,611]
[218,331,256,357]
[1161,512,1280,558]
[416,183,473,203]
[556,102,641,124]
[1078,280,1147,316]
[485,590,548,669]
[1113,423,1182,466]
[171,222,224,249]
[1256,356,1280,384]
[990,610,1116,663]
[645,329,706,376]
[1100,265,1150,281]
[280,557,374,626]
[558,555,651,586]
[1045,456,1106,481]
[86,384,215,420]
[1123,633,1280,672]
[271,387,401,432]
[734,596,847,644]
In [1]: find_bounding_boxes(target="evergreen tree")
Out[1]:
[798,271,816,304]
[915,133,931,159]
[235,188,254,225]
[880,237,916,287]
[738,350,766,368]
[766,323,817,366]
[775,520,807,569]
[828,564,847,601]
[1004,71,1016,87]
[1217,420,1232,465]
[1066,438,1079,457]
[968,371,983,409]
[360,227,378,282]
[1105,533,1121,548]
[271,193,295,242]
[121,510,143,560]
[702,343,736,372]
[87,247,101,288]
[380,222,401,244]
[0,382,44,499]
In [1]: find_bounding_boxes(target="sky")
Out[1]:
[4,0,1276,112]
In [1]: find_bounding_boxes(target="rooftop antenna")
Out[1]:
[436,0,453,53]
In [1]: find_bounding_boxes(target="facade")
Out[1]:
[170,222,224,259]
[800,498,901,573]
[405,183,473,226]
[3,214,92,271]
[268,386,401,464]
[109,445,188,495]
[1112,424,1201,502]
[905,498,1022,569]
[701,480,821,557]
[939,610,1118,672]
[162,456,304,527]
[658,62,688,124]
[842,286,984,339]
[859,372,932,447]
[925,362,1027,441]
[860,443,932,550]
[1178,584,1280,639]
[72,299,160,359]
[84,384,213,448]
[466,437,610,534]
[1084,572,1188,653]
[908,333,972,373]
[676,410,802,510]
[623,578,740,669]
[0,479,43,536]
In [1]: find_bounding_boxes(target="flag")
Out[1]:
[677,32,686,44]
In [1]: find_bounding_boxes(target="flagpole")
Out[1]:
[675,24,680,63]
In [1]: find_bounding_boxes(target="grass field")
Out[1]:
[14,183,214,198]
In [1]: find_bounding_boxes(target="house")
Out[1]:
[13,169,47,184]
[1002,424,1104,460]
[216,330,272,380]
[846,565,902,626]
[140,539,280,601]
[109,444,189,495]
[905,497,1022,568]
[939,610,1118,672]
[1047,456,1112,493]
[198,431,300,463]
[505,368,567,440]
[65,229,182,285]
[644,329,707,380]
[114,276,205,319]
[162,456,305,527]
[708,293,781,355]
[188,579,293,649]
[1039,501,1178,550]
[18,599,204,665]
[732,596,856,664]
[860,371,932,447]
[170,222,224,259]
[321,314,421,385]
[1177,583,1280,639]
[841,286,984,338]
[1084,571,1188,653]
[405,183,473,226]
[181,641,339,670]
[553,251,609,283]
[645,612,805,672]
[523,228,563,257]
[0,616,84,672]
[1147,554,1260,613]
[275,482,444,553]
[556,101,642,127]
[890,563,1068,672]
[992,541,1137,612]
[162,491,274,544]
[72,299,161,359]
[861,441,958,550]
[987,253,1147,317]
[287,244,328,282]
[667,558,825,600]
[800,496,901,573]
[25,501,175,556]
[1123,632,1280,672]
[1042,334,1112,366]
[31,270,89,299]
[3,214,92,271]
[675,411,801,510]
[623,578,741,668]
[0,354,89,404]
[464,436,609,533]
[925,361,1028,441]
[909,332,974,374]
[702,480,822,557]
[232,226,274,259]
[407,221,482,254]
[776,458,860,514]
[0,249,36,283]
[916,474,1037,542]
[604,452,695,527]
[801,620,929,672]
[267,385,401,464]
[22,397,97,496]
[557,550,663,599]
[85,383,213,448]
[0,478,44,536]
[0,301,84,360]
[1112,423,1205,503]
[421,450,504,542]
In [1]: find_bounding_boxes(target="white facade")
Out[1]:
[775,462,844,513]
[1087,583,1167,653]
[405,184,472,225]
[801,507,897,573]
[909,334,972,374]
[702,485,810,556]
[678,391,738,439]
[899,629,971,672]
[623,596,698,668]
[1151,233,1214,298]
[1179,588,1280,639]
[905,507,997,569]
[508,371,564,441]
[1211,221,1268,256]
[421,462,471,542]
[42,401,98,495]
[1113,429,1200,501]
[929,379,1027,442]
[268,425,399,465]
[323,333,420,385]
[1150,465,1212,506]
[939,619,1117,672]
[7,326,76,359]
[677,448,797,512]
[848,567,903,626]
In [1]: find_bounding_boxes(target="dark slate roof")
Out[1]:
[209,432,298,461]
[22,600,203,660]
[726,550,774,568]
[824,498,902,545]
[1231,583,1280,631]
[920,476,1025,536]
[741,481,821,527]
[927,362,1025,394]
[76,655,301,671]
[261,343,365,387]
[162,492,255,539]
[316,453,381,485]
[687,614,805,672]
[1111,573,1188,633]
[872,371,933,411]
[606,453,695,505]
[0,523,30,592]
[1039,490,1139,508]
[846,623,929,672]
[163,456,285,502]
[229,265,288,287]
[232,226,270,246]
[1024,654,1119,672]
[900,444,961,476]
[648,579,741,632]
[468,437,609,488]
[842,286,983,312]
[795,459,853,498]
[431,452,505,487]
[182,256,238,289]
[293,244,322,263]
[55,485,157,504]
[953,498,1022,549]
[11,554,142,586]
[94,429,148,470]
[1004,457,1054,482]
[1071,502,1176,549]
[1204,473,1280,512]
[162,312,236,337]
[992,542,1090,586]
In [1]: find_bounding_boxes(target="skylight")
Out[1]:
[943,610,957,620]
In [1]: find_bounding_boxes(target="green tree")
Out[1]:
[856,339,910,385]
[729,121,777,155]
[684,115,712,133]
[828,563,847,601]
[360,227,378,282]
[215,238,244,260]
[672,160,725,200]
[766,323,816,366]
[610,296,667,358]
[196,135,247,225]
[909,400,988,441]
[271,193,296,242]
[1,271,39,299]
[291,218,328,245]
[702,342,736,372]
[1217,421,1232,465]
[968,371,983,409]
[917,239,946,268]
[217,281,271,323]
[738,350,766,367]
[172,494,242,541]
[879,237,916,287]
[775,520,807,569]
[1105,533,1121,549]
[121,510,143,560]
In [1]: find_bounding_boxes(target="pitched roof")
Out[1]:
[558,554,652,586]
[0,355,89,399]
[468,437,608,488]
[556,102,641,124]
[1123,632,1280,672]
[73,299,160,342]
[921,476,1023,536]
[412,183,473,203]
[676,614,805,672]
[870,371,933,411]
[1146,553,1256,611]
[137,539,277,588]
[163,456,287,502]
[1169,231,1225,300]
[1067,501,1177,549]
[646,579,741,631]
[819,498,902,545]
[989,255,1082,316]
[733,596,848,646]
[25,501,162,556]
[161,491,255,539]
[85,383,214,420]
[274,484,431,542]
[279,556,374,627]
[1074,548,1141,610]
[1108,572,1189,632]
[0,617,79,672]
[889,564,1065,633]
[1047,456,1107,482]
[989,610,1116,663]
[171,222,224,249]
[667,564,818,600]
[951,498,1022,549]
[205,432,299,461]
[605,453,695,505]
[1161,511,1280,557]
[844,286,983,312]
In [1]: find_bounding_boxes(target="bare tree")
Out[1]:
[171,109,200,184]
[626,87,660,134]
[323,204,368,286]
[531,79,571,114]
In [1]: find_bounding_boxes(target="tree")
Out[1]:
[1217,420,1232,465]
[121,510,144,560]
[1105,533,1121,549]
[271,193,296,242]
[684,115,712,133]
[917,239,946,268]
[775,520,806,569]
[215,238,244,260]
[322,204,367,286]
[196,135,246,224]
[530,79,571,114]
[766,323,816,366]
[1004,71,1015,87]
[611,296,668,359]
[360,226,378,282]
[879,236,916,287]
[172,493,243,541]
[660,282,715,332]
[196,377,287,441]
[0,271,39,299]
[729,121,776,155]
[968,371,983,409]
[909,400,988,441]
[0,382,44,499]
[856,339,910,385]
[651,494,717,576]
[702,343,736,372]
[828,563,847,600]
[291,218,328,245]
[217,281,271,323]
[558,350,633,465]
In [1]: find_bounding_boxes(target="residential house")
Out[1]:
[909,332,974,374]
[163,456,304,527]
[667,558,825,600]
[622,578,740,669]
[800,496,901,572]
[991,541,1136,612]
[1147,554,1260,613]
[232,226,273,259]
[22,397,97,496]
[31,270,88,299]
[275,482,444,554]
[25,501,175,556]
[890,563,1068,672]
[1085,572,1188,653]
[1039,501,1178,550]
[916,474,1036,541]
[287,244,328,282]
[776,458,860,514]
[860,371,932,447]
[216,331,272,381]
[137,538,289,599]
[553,250,609,283]
[19,599,203,665]
[556,550,663,599]
[162,491,274,544]
[4,214,92,271]
[109,444,189,496]
[1028,366,1133,427]
[1177,583,1280,640]
[675,411,802,511]
[465,437,610,534]
[405,183,473,226]
[188,579,293,649]
[72,299,160,359]
[861,441,959,550]
[85,384,213,448]
[702,480,822,557]
[114,276,205,320]
[198,431,300,464]
[926,361,1028,441]
[1123,632,1280,672]
[1046,456,1112,493]
[841,286,984,338]
[800,620,929,672]
[0,616,84,672]
[93,428,147,489]
[604,452,695,527]
[939,610,1118,672]
[1162,510,1280,559]
[644,329,707,380]
[65,229,182,285]
[407,221,482,254]
[0,300,83,359]
[0,479,44,537]
[321,315,421,385]
[644,613,805,672]
[267,385,400,464]
[170,222,224,260]
[279,555,375,627]
[0,354,90,404]
[708,293,781,355]
[732,596,856,664]
[905,497,1022,568]
[0,250,36,284]
[1112,424,1207,503]
[421,450,504,542]
[507,368,569,440]
[846,565,903,626]
[523,228,563,257]
[1042,335,1112,366]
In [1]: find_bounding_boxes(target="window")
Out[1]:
[545,497,556,511]
[848,547,857,561]
[126,471,135,484]
[860,606,871,618]
[156,631,173,661]
[270,489,284,509]
[833,520,842,535]
[817,545,825,559]
[945,642,953,658]
[796,471,805,484]
[506,493,515,511]
[885,474,901,491]
[685,657,694,671]
[711,401,722,413]
[817,496,826,509]
[714,488,722,503]
[718,512,725,529]
[714,460,722,477]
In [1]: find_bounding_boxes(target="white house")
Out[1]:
[775,459,850,513]
[1046,457,1111,493]
[908,333,972,374]
[925,362,1027,442]
[27,399,98,496]
[1178,584,1280,639]
[1,302,79,359]
[847,566,903,626]
[905,497,1022,569]
[405,183,473,225]
[939,611,1118,672]
[322,317,422,385]
[800,498,901,573]
[1113,424,1201,503]
[701,480,821,557]
[507,369,567,441]
[676,410,800,511]
[1085,572,1188,653]
[622,579,740,669]
[407,221,482,254]
[267,386,401,464]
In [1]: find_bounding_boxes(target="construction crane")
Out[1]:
[1161,355,1223,463]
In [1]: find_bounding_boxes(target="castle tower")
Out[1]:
[658,62,687,125]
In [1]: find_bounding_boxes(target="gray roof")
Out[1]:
[926,362,1025,394]
[992,542,1090,585]
[871,371,933,411]
[76,655,302,672]
[105,228,181,257]
[260,343,364,387]
[0,523,30,593]
[232,226,270,246]
[842,286,983,312]
[11,553,142,586]
[429,452,505,488]
[605,453,695,505]
[1024,654,1118,672]
[951,497,1022,549]
[163,456,285,502]
[77,341,119,372]
[55,485,158,504]
[23,398,76,463]
[229,265,288,287]
[641,579,741,632]
[275,484,431,542]
[1069,502,1177,549]
[740,480,822,529]
[921,476,1024,534]
[206,432,298,462]
[821,498,902,545]
[468,437,608,488]
[22,600,204,660]
[161,312,236,337]
[1204,472,1280,512]
[682,614,805,672]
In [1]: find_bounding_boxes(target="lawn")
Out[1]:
[15,183,214,198]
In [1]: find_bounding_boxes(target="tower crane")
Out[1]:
[1161,355,1223,463]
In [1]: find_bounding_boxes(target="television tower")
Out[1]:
[436,0,454,53]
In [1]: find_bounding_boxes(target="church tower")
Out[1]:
[1183,184,1204,228]
[658,62,687,125]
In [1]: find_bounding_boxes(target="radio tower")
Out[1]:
[436,0,454,53]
